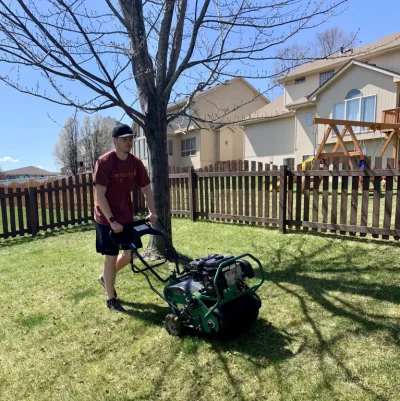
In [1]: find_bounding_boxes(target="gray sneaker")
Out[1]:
[98,275,118,299]
[106,298,126,313]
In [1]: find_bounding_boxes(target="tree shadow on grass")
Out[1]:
[261,238,400,401]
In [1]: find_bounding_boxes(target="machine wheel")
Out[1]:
[165,314,184,336]
[252,293,262,308]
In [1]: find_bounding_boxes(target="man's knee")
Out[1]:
[105,255,118,266]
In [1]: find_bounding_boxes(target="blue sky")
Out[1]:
[0,0,399,173]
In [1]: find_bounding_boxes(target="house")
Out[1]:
[3,166,61,183]
[132,78,270,169]
[241,31,400,167]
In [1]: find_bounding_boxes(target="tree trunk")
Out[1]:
[144,110,171,258]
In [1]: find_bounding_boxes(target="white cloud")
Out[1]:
[0,156,19,162]
[37,166,50,170]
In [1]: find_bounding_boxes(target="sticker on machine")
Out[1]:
[134,224,148,231]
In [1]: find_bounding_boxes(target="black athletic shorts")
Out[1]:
[95,221,143,256]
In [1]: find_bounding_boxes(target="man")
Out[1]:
[93,123,158,312]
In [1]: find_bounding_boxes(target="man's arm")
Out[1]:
[95,184,123,232]
[141,184,158,223]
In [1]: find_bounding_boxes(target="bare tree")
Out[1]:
[314,26,359,58]
[53,116,79,175]
[272,26,359,95]
[0,0,347,252]
[0,165,5,180]
[80,115,112,172]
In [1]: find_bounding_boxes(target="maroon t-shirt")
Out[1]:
[93,151,150,225]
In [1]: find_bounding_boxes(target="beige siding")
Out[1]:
[193,79,268,125]
[167,136,180,167]
[285,74,320,105]
[217,126,244,162]
[200,129,217,167]
[316,65,398,145]
[243,116,295,165]
[294,107,317,162]
[368,49,400,75]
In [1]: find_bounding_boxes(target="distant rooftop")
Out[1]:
[280,31,400,81]
[4,166,59,176]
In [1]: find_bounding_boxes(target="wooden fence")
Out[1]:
[1,157,400,240]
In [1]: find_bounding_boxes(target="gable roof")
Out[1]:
[241,96,294,126]
[167,77,270,110]
[280,31,400,82]
[308,59,400,100]
[4,166,58,176]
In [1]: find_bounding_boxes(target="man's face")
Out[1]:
[114,136,133,153]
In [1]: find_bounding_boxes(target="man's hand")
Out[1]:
[110,221,123,233]
[147,213,158,223]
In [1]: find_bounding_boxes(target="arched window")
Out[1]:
[333,88,376,134]
[345,89,362,99]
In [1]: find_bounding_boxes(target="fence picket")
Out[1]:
[340,157,349,235]
[349,156,360,236]
[312,159,321,232]
[16,188,24,234]
[258,162,264,226]
[383,158,394,240]
[8,187,16,236]
[47,181,55,228]
[360,156,371,238]
[40,184,47,229]
[76,175,82,223]
[265,163,271,227]
[214,163,220,221]
[0,187,9,238]
[330,157,339,234]
[232,161,237,223]
[225,161,231,222]
[209,164,214,220]
[303,162,311,232]
[372,157,382,238]
[244,160,249,224]
[321,158,329,233]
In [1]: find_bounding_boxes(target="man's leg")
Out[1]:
[103,255,118,300]
[116,251,132,273]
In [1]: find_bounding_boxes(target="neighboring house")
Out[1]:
[242,31,400,167]
[3,166,61,183]
[133,78,270,169]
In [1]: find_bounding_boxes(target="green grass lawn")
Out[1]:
[1,219,400,401]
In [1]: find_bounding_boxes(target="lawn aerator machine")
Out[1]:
[110,218,265,336]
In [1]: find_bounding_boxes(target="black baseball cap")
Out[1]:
[112,124,134,138]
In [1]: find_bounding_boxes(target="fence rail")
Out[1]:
[1,157,400,240]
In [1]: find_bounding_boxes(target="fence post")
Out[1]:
[279,165,288,233]
[189,167,197,221]
[27,187,39,236]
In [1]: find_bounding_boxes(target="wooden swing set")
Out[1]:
[298,118,400,191]
[312,118,400,168]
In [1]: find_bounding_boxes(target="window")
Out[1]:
[295,77,306,84]
[305,112,313,126]
[181,137,196,157]
[133,138,148,159]
[332,89,376,135]
[319,70,334,86]
[168,140,173,156]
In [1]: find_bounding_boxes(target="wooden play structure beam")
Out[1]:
[313,118,400,168]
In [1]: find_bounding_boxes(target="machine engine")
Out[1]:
[188,254,254,297]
